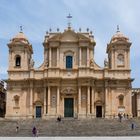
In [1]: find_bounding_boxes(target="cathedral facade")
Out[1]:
[6,26,133,119]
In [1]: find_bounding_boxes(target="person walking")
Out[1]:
[16,122,19,133]
[131,123,135,130]
[32,126,37,137]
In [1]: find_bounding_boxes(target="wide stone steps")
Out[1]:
[0,118,140,136]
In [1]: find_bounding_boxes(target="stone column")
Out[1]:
[29,81,33,117]
[87,48,89,67]
[47,86,51,114]
[49,48,52,67]
[105,81,109,118]
[87,86,90,114]
[57,47,59,67]
[43,86,46,115]
[91,87,95,116]
[57,86,60,115]
[79,47,81,66]
[78,86,81,115]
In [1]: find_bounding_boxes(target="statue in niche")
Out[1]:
[30,59,34,68]
[44,59,49,67]
[90,58,94,67]
[104,58,108,68]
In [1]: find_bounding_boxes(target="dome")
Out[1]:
[14,32,28,40]
[10,31,29,44]
[110,30,130,44]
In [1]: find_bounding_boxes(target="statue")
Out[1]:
[90,58,94,67]
[30,59,34,68]
[104,58,108,67]
[44,59,49,67]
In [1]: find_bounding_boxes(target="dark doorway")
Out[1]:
[96,106,102,118]
[36,106,42,118]
[64,98,74,117]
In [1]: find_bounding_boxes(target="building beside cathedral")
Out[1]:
[6,24,133,119]
[0,80,6,117]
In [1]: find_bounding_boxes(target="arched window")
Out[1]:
[66,56,73,69]
[118,94,124,106]
[117,54,124,66]
[15,55,21,67]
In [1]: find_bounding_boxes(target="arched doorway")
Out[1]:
[95,100,103,118]
[34,101,43,118]
[96,106,102,118]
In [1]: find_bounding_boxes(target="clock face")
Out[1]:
[117,54,124,65]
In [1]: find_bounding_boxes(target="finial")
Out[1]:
[117,25,120,32]
[87,28,89,32]
[79,28,81,32]
[46,31,48,35]
[20,26,23,33]
[57,28,59,32]
[49,28,52,32]
[90,31,92,34]
[66,13,72,28]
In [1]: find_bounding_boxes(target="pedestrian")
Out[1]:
[36,130,39,137]
[16,122,19,133]
[32,126,37,137]
[118,113,122,122]
[124,113,126,119]
[127,114,129,119]
[57,115,61,122]
[131,123,135,130]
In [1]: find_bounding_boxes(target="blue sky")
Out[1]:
[0,0,139,87]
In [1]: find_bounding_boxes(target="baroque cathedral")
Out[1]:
[6,23,133,119]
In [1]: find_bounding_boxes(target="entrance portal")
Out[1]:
[36,106,42,118]
[64,98,74,117]
[96,106,102,118]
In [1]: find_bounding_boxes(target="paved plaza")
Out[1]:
[0,118,140,136]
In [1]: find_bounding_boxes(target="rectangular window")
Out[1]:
[66,56,73,69]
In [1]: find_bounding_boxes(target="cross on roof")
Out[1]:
[117,25,120,32]
[20,26,23,32]
[67,13,72,28]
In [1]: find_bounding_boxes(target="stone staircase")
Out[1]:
[0,118,140,136]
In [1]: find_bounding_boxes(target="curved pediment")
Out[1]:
[61,87,77,94]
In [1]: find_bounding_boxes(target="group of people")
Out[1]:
[118,113,129,122]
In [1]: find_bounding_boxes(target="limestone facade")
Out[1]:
[6,26,133,119]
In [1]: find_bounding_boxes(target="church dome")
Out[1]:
[110,28,130,44]
[10,31,29,44]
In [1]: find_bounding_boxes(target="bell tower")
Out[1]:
[8,28,33,74]
[107,26,132,70]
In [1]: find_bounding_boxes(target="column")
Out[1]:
[105,82,109,118]
[43,86,46,115]
[137,93,140,117]
[57,86,60,114]
[78,86,81,114]
[79,47,81,66]
[49,48,52,67]
[87,48,89,67]
[47,86,51,114]
[57,47,59,67]
[91,87,95,115]
[87,86,90,114]
[29,81,33,116]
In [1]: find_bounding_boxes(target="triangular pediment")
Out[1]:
[60,29,78,42]
[78,33,90,41]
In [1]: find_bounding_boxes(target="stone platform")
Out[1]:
[0,118,140,136]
